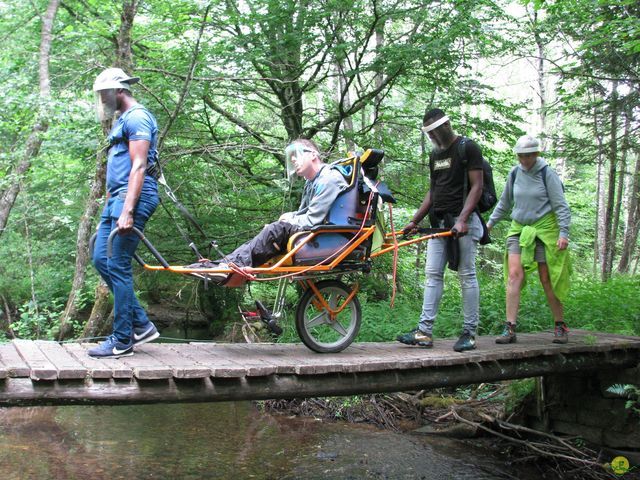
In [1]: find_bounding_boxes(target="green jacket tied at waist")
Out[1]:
[505,212,572,301]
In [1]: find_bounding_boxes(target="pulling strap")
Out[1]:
[152,160,226,259]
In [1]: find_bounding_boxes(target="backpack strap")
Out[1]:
[509,167,518,197]
[510,164,549,201]
[458,137,470,205]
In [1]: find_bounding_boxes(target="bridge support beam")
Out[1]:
[0,349,636,407]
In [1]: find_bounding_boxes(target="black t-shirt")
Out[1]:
[429,136,483,216]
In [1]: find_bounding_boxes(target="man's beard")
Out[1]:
[429,129,453,151]
[429,136,446,151]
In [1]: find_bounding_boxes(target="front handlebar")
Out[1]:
[107,227,170,268]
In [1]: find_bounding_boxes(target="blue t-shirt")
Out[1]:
[106,104,159,196]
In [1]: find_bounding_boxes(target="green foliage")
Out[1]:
[606,384,640,418]
[197,283,246,336]
[11,299,65,339]
[505,378,536,414]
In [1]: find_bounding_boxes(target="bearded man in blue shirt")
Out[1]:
[88,68,160,358]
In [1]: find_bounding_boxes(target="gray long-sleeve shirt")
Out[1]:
[488,157,571,238]
[280,165,349,229]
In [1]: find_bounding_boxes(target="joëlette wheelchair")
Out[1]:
[100,149,453,353]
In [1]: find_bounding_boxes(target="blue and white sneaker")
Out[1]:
[88,335,134,358]
[133,322,160,347]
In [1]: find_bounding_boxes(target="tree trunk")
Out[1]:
[64,0,140,339]
[82,283,113,339]
[533,10,547,143]
[57,147,107,339]
[373,21,385,146]
[593,104,606,274]
[610,110,630,273]
[116,0,139,71]
[335,62,355,151]
[0,0,59,239]
[601,81,619,280]
[618,149,640,273]
[0,294,16,339]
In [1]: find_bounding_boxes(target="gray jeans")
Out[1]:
[418,212,482,336]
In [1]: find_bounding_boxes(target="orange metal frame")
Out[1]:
[371,230,454,258]
[142,226,378,277]
[142,227,453,278]
[297,278,361,322]
[137,147,455,312]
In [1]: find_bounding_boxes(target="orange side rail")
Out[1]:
[370,230,454,258]
[142,226,377,276]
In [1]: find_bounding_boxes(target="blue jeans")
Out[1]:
[418,212,482,336]
[92,193,158,343]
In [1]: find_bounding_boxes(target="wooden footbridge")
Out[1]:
[0,330,638,406]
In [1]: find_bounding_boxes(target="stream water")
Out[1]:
[0,401,544,480]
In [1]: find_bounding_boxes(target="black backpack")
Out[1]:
[459,137,497,213]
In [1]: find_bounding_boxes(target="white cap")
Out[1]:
[513,135,541,154]
[93,67,140,91]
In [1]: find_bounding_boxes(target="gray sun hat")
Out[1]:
[93,67,140,91]
[513,135,541,154]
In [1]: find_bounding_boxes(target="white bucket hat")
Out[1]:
[513,135,541,154]
[93,67,140,91]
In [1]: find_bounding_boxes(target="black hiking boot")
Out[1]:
[453,331,476,352]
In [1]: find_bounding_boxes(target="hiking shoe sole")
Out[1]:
[495,335,517,344]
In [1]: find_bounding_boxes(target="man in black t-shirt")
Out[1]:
[397,108,484,352]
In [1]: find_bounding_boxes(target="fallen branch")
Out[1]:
[450,408,606,471]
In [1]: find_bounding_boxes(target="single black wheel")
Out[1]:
[295,280,361,353]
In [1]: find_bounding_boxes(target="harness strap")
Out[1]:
[154,162,226,259]
[361,168,380,194]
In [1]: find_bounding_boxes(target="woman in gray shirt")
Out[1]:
[487,135,571,344]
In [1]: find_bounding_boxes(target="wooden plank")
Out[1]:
[171,342,248,378]
[0,346,636,406]
[0,346,9,379]
[72,343,133,378]
[117,349,174,380]
[228,342,379,375]
[251,343,353,375]
[35,341,88,379]
[353,342,436,370]
[158,342,246,378]
[234,342,372,375]
[346,344,407,371]
[0,343,28,377]
[231,342,354,375]
[219,344,297,374]
[140,344,211,379]
[12,339,57,380]
[193,342,276,377]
